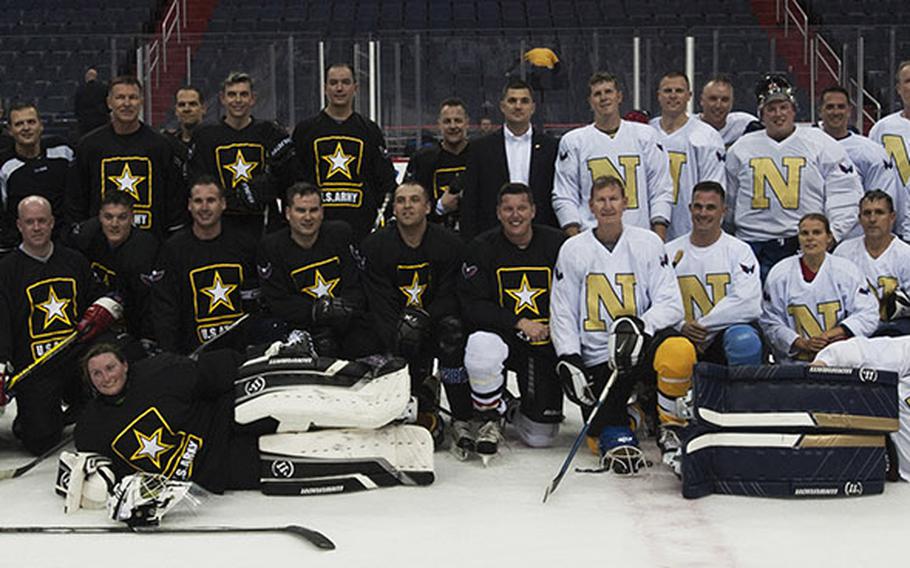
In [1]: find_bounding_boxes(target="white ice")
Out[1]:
[0,401,905,568]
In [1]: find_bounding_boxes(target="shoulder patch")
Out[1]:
[461,262,478,279]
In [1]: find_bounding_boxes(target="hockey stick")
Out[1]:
[371,191,393,232]
[542,366,619,503]
[0,433,74,481]
[189,313,251,360]
[7,330,80,391]
[0,524,335,550]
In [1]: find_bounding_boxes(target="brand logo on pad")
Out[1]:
[844,481,864,496]
[271,460,295,478]
[858,368,878,383]
[244,377,266,396]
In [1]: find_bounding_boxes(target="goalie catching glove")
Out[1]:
[557,354,595,407]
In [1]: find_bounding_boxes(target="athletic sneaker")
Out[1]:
[598,426,647,475]
[449,419,475,460]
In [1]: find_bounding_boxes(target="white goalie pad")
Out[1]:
[258,424,435,495]
[234,354,411,432]
[55,451,117,513]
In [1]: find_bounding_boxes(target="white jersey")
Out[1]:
[833,235,910,319]
[665,232,761,340]
[759,253,879,363]
[696,111,758,147]
[836,131,908,240]
[725,126,863,242]
[650,116,727,240]
[550,226,683,367]
[868,111,910,240]
[814,336,910,482]
[552,121,673,232]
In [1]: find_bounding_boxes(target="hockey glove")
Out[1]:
[884,288,910,321]
[76,295,124,343]
[608,316,648,372]
[311,295,358,332]
[557,354,595,407]
[395,307,432,359]
[0,362,11,411]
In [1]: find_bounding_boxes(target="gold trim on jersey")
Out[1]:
[100,156,153,208]
[397,262,429,308]
[90,261,116,288]
[215,143,264,190]
[291,256,342,299]
[748,156,806,209]
[26,277,78,340]
[189,263,244,323]
[667,151,688,204]
[677,272,731,322]
[586,155,642,209]
[495,266,551,315]
[432,166,466,200]
[112,407,203,480]
[314,136,364,187]
[583,272,637,331]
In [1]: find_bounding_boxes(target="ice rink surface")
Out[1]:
[0,405,905,568]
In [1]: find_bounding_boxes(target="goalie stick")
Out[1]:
[0,524,335,550]
[0,433,74,481]
[188,313,251,360]
[542,367,619,503]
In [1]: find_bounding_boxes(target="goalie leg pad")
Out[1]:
[693,363,899,432]
[56,451,117,513]
[235,355,411,431]
[681,429,886,499]
[258,424,435,495]
[722,324,763,365]
[655,337,696,427]
[465,331,508,413]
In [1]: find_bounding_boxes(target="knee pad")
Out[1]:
[653,337,696,426]
[723,324,762,365]
[512,411,559,448]
[464,331,508,393]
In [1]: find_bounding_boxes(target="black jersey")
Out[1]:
[69,218,160,340]
[0,244,100,370]
[405,141,470,228]
[190,117,298,221]
[257,220,365,328]
[0,137,74,250]
[71,123,184,236]
[151,226,259,354]
[457,225,565,342]
[360,222,464,348]
[292,111,397,242]
[160,127,193,199]
[75,350,246,493]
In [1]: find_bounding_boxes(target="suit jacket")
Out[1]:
[460,127,558,240]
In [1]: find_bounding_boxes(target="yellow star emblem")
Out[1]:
[223,150,258,187]
[130,428,174,469]
[37,287,72,329]
[201,271,237,313]
[302,269,339,299]
[107,163,145,200]
[505,273,545,316]
[399,272,427,307]
[321,142,355,180]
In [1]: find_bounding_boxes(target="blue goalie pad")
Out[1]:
[681,428,887,499]
[692,363,899,432]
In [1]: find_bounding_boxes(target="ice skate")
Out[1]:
[474,411,503,466]
[449,419,475,461]
[657,425,682,477]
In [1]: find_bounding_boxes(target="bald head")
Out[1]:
[17,195,54,255]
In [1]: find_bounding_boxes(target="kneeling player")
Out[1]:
[660,181,763,470]
[73,338,432,510]
[551,176,683,474]
[458,183,566,463]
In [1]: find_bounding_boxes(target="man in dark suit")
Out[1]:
[460,79,558,241]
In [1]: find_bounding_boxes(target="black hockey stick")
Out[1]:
[188,313,251,360]
[0,524,336,550]
[0,433,74,481]
[542,366,619,503]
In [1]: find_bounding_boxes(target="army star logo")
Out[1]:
[37,287,72,328]
[201,271,237,312]
[505,273,545,316]
[130,427,174,469]
[107,163,145,200]
[322,143,355,180]
[399,272,427,307]
[224,150,258,187]
[303,269,339,298]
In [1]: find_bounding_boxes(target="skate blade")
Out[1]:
[449,445,473,462]
[478,452,497,467]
